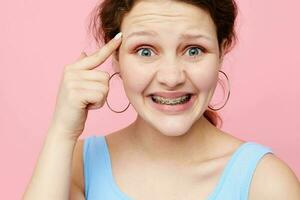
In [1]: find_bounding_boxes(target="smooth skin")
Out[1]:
[22,33,123,200]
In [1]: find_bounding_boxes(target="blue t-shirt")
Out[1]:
[83,135,273,200]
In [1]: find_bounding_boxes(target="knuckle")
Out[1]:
[102,85,109,93]
[93,92,103,103]
[103,72,110,80]
[97,71,108,81]
[101,72,110,84]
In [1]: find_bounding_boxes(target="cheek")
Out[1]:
[119,56,154,94]
[187,62,219,91]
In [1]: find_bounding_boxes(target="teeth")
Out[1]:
[151,94,191,105]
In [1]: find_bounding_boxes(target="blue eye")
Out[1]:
[186,47,203,57]
[137,48,154,57]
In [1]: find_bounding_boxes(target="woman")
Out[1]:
[23,0,300,199]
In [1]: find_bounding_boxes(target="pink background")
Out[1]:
[1,0,299,199]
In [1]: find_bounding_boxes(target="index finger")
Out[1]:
[72,32,122,70]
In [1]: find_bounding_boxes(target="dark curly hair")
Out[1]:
[88,0,238,128]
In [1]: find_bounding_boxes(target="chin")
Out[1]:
[150,119,194,137]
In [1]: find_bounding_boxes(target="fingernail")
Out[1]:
[114,32,122,40]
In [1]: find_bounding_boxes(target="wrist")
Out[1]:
[47,124,80,143]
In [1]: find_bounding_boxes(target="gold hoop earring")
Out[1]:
[105,72,131,113]
[208,70,231,111]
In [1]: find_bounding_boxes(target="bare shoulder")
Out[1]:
[249,153,300,200]
[71,138,85,195]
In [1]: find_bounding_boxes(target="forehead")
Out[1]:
[124,29,215,45]
[120,0,217,37]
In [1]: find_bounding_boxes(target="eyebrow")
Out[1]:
[126,30,213,42]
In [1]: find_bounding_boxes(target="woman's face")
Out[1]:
[114,0,223,136]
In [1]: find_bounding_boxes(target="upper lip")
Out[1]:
[149,92,194,98]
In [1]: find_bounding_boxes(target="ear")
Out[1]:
[112,50,121,75]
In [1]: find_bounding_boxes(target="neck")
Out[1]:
[127,115,219,166]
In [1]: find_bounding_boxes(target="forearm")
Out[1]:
[22,126,78,200]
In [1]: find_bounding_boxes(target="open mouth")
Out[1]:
[150,94,192,105]
[147,93,195,113]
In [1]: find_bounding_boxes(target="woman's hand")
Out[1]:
[49,33,122,140]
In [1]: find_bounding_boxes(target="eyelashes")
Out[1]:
[133,45,206,59]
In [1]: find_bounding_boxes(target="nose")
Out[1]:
[155,58,186,88]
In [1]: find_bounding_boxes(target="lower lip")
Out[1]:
[148,95,196,114]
